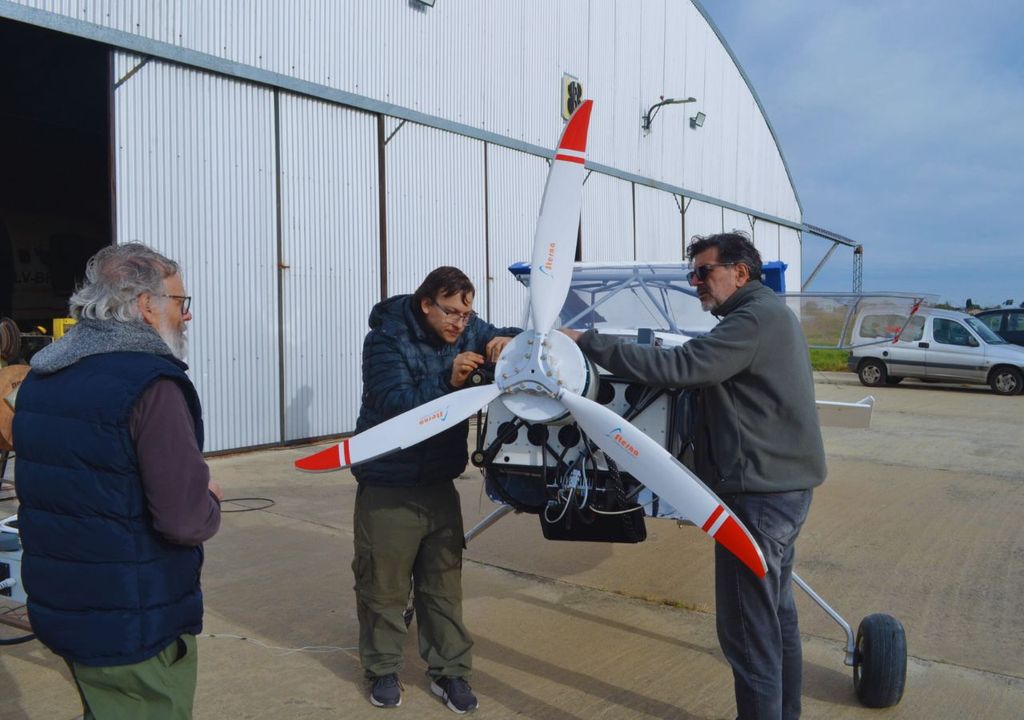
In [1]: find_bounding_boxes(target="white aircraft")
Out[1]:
[295,100,907,708]
[297,100,768,577]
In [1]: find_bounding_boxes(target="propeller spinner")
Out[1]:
[295,99,767,578]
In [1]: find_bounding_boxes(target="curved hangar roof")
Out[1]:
[4,0,801,229]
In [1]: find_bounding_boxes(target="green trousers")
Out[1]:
[70,634,198,720]
[352,482,473,680]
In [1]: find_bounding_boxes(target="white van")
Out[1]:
[847,306,1024,395]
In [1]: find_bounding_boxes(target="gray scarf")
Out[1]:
[30,318,174,376]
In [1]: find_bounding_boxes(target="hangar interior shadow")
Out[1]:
[0,18,110,334]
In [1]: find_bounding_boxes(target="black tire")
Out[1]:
[989,366,1023,396]
[857,359,888,387]
[853,613,907,708]
[884,376,903,385]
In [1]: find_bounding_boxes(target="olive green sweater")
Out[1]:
[577,281,826,494]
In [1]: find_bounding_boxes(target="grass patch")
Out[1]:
[809,348,850,372]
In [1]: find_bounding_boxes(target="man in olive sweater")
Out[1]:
[564,233,825,720]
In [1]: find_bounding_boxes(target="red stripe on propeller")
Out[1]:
[701,504,725,532]
[554,153,585,164]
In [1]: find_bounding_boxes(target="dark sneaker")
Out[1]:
[369,674,402,708]
[430,676,478,714]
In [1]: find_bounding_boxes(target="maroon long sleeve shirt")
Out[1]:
[130,378,220,546]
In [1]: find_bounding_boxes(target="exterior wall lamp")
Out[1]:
[690,111,706,129]
[641,96,696,131]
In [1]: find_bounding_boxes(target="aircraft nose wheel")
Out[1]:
[853,613,907,708]
[791,573,906,708]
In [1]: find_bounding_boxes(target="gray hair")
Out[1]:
[69,243,180,321]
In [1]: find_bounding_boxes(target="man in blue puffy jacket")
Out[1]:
[352,266,518,713]
[15,243,221,720]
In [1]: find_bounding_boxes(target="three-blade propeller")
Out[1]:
[296,99,767,578]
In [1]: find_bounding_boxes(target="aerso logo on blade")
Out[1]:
[419,406,450,426]
[537,242,557,277]
[606,427,640,457]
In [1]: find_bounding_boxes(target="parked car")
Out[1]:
[847,306,1024,395]
[974,308,1024,347]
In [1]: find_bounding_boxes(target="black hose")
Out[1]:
[0,633,35,645]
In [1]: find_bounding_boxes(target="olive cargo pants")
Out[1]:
[352,482,473,679]
[70,634,198,720]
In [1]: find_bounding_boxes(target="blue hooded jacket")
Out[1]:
[352,294,518,487]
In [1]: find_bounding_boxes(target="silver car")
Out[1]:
[847,306,1024,395]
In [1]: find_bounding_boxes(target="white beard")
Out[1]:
[158,325,189,361]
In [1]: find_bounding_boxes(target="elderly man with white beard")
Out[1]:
[14,242,222,720]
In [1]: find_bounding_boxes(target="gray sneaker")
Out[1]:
[370,674,402,708]
[430,676,478,714]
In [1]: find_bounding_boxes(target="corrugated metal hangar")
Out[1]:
[0,0,853,452]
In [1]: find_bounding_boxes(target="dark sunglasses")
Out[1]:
[686,262,736,285]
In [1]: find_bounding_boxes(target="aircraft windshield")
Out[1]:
[510,262,938,349]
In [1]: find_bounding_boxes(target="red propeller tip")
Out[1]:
[715,516,768,578]
[559,99,593,153]
[295,444,342,472]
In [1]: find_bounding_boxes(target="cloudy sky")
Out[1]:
[699,0,1024,307]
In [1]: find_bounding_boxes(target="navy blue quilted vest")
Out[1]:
[14,351,206,666]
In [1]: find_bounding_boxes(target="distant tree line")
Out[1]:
[935,298,1021,311]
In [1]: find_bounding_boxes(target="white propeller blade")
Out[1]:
[559,391,768,578]
[296,383,502,472]
[529,99,593,334]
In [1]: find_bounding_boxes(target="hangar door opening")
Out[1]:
[0,18,111,353]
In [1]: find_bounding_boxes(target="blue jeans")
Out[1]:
[715,490,813,720]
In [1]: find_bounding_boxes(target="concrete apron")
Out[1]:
[1,376,1022,718]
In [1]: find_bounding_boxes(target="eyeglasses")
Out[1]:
[157,294,192,314]
[686,263,736,286]
[431,300,477,327]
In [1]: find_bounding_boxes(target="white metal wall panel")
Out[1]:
[385,124,488,304]
[681,5,709,197]
[700,37,731,202]
[114,56,279,452]
[14,1,180,44]
[723,209,751,237]
[278,95,379,441]
[581,173,634,262]
[113,51,145,82]
[607,0,643,174]
[638,0,694,186]
[684,197,723,241]
[11,1,803,224]
[486,145,547,329]
[637,2,667,182]
[753,220,781,266]
[635,186,684,262]
[780,225,802,291]
[585,0,617,166]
